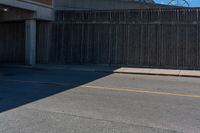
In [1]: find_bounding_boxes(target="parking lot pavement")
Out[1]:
[0,67,200,133]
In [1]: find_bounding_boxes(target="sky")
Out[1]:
[154,0,200,7]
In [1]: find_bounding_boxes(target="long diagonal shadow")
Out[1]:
[0,66,117,113]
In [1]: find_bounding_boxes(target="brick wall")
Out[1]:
[32,0,52,5]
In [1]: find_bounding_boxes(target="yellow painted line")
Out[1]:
[1,78,200,99]
[81,85,200,99]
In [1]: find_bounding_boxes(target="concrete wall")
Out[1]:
[32,0,53,5]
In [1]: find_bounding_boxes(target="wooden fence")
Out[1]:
[37,8,200,69]
[0,22,25,64]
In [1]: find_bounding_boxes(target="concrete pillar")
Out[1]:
[25,19,36,65]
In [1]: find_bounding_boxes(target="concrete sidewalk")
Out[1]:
[2,64,200,78]
[113,68,200,77]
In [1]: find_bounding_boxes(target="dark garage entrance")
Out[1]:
[0,5,34,65]
[0,22,25,64]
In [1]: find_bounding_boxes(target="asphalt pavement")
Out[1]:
[0,66,200,133]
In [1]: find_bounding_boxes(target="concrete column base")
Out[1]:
[25,19,36,65]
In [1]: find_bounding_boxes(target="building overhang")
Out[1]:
[0,0,54,21]
[0,5,34,22]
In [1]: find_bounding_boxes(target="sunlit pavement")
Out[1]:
[0,66,200,133]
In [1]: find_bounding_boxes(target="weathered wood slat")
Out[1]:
[37,9,200,69]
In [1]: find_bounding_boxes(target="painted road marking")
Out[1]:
[81,85,200,99]
[1,78,200,99]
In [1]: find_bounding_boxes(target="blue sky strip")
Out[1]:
[155,0,200,7]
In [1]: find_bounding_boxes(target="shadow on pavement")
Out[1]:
[0,66,116,113]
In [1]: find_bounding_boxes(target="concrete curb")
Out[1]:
[111,71,200,78]
[41,66,200,78]
[97,70,200,78]
[1,64,200,78]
